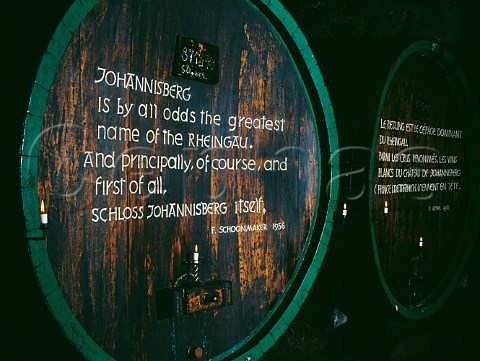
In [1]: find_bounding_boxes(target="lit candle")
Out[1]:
[342,203,347,218]
[419,236,423,248]
[40,200,48,225]
[384,200,388,215]
[193,244,199,264]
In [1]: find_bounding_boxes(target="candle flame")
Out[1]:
[343,203,347,210]
[194,244,198,253]
[385,200,388,208]
[420,236,423,243]
[40,200,45,213]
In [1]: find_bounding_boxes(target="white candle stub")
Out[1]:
[40,200,48,224]
[193,244,199,264]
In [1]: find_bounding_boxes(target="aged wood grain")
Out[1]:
[38,0,320,360]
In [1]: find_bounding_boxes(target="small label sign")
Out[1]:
[173,35,220,84]
[413,94,431,121]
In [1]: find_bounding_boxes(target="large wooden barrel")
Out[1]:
[20,0,338,360]
[369,40,480,319]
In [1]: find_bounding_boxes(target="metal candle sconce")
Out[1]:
[156,243,232,320]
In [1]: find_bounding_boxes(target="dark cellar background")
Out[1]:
[1,0,479,360]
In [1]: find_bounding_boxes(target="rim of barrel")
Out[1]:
[19,0,339,360]
[20,0,110,359]
[368,39,480,320]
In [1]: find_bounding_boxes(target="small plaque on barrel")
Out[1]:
[172,35,220,84]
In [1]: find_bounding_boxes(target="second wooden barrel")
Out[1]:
[20,0,338,360]
[369,40,480,319]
